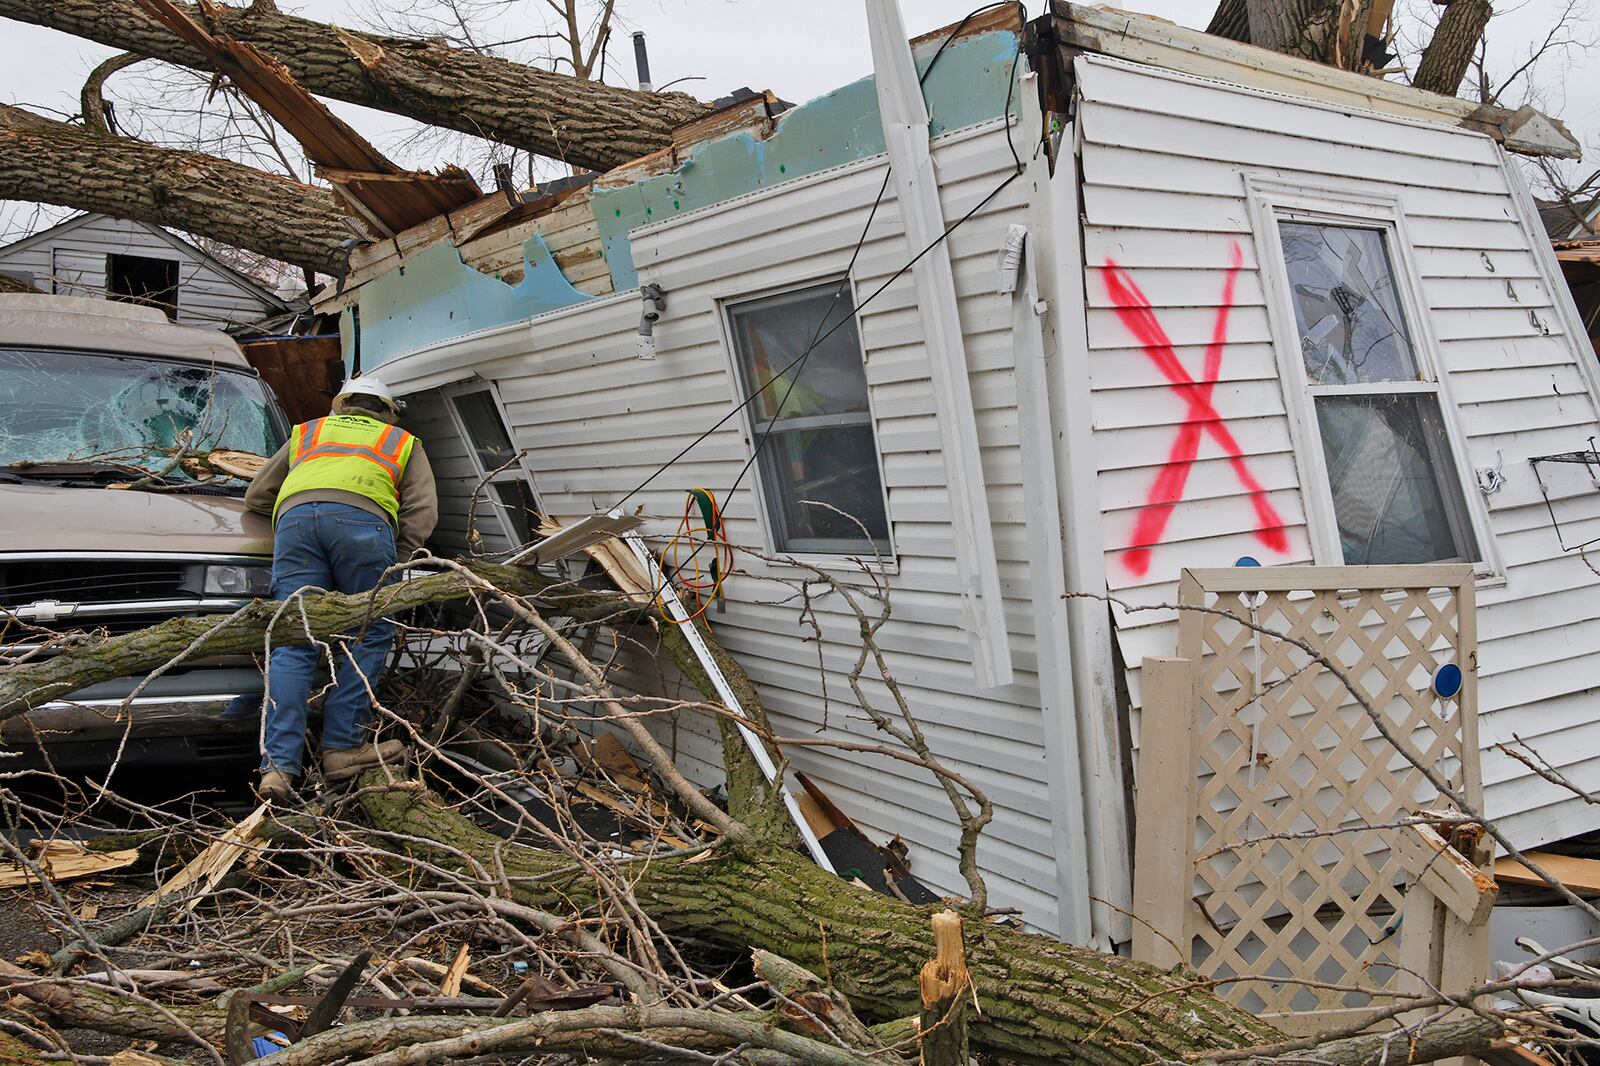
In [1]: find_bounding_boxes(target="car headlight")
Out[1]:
[204,564,272,597]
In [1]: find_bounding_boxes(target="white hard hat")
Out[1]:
[334,376,402,415]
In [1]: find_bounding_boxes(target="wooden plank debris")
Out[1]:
[1494,850,1600,894]
[439,945,470,998]
[0,840,139,889]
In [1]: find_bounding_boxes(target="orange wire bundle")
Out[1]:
[659,488,734,625]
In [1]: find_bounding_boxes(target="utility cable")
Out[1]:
[590,3,1029,684]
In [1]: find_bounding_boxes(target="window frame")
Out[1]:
[1245,176,1499,576]
[440,381,542,549]
[716,274,897,565]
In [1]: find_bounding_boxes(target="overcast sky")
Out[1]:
[2,0,1595,242]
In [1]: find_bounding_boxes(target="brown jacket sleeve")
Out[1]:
[243,443,290,518]
[396,443,439,560]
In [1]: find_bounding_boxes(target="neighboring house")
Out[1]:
[1536,194,1600,241]
[0,212,288,330]
[312,4,1600,948]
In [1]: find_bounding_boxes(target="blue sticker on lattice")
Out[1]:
[1235,556,1261,567]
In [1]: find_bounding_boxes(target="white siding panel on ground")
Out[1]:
[376,120,1070,931]
[1075,55,1600,847]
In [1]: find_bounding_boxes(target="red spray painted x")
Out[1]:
[1100,243,1288,577]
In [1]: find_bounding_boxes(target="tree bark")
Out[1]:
[1413,0,1492,96]
[1208,0,1374,69]
[357,780,1513,1066]
[0,561,560,719]
[358,780,1281,1066]
[0,0,707,173]
[0,104,348,274]
[1208,0,1251,41]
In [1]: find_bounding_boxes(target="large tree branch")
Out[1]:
[0,103,347,273]
[0,0,707,172]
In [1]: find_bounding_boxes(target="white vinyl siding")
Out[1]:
[1076,54,1600,848]
[379,120,1070,931]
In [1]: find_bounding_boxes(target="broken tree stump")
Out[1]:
[918,910,971,1066]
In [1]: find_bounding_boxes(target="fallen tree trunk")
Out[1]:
[0,104,348,274]
[358,780,1515,1066]
[0,562,558,718]
[0,0,707,173]
[358,778,1277,1066]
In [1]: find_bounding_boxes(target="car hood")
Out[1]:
[0,484,273,557]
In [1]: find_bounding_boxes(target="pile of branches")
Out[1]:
[0,548,1573,1066]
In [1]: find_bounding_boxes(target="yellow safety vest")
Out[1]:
[274,413,416,524]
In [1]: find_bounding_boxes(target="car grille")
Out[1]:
[0,560,191,609]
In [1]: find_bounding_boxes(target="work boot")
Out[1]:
[322,740,408,782]
[257,770,296,805]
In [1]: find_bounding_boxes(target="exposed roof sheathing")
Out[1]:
[131,0,481,237]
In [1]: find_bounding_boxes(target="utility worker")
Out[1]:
[244,377,438,803]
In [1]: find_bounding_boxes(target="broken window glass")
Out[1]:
[1279,222,1419,385]
[447,387,540,548]
[0,347,286,478]
[1315,394,1478,565]
[728,281,890,554]
[452,389,517,472]
[1274,218,1481,567]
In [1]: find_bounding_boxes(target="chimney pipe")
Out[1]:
[632,31,653,92]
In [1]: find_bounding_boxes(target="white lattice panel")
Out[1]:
[1151,566,1480,1023]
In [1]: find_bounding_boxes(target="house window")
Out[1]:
[1277,221,1478,565]
[107,254,179,320]
[727,281,890,554]
[446,387,539,546]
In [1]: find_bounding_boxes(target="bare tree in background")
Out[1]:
[1391,0,1598,227]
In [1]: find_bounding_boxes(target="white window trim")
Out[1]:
[440,380,542,547]
[713,273,898,570]
[1244,174,1502,578]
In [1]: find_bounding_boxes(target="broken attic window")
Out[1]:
[1274,219,1478,566]
[0,347,286,475]
[107,254,180,320]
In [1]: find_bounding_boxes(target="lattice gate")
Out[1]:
[1132,565,1488,1037]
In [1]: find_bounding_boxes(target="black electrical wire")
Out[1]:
[588,2,1031,685]
[607,1,1027,517]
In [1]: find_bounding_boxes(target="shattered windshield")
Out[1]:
[0,347,286,481]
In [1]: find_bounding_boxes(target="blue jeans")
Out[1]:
[262,502,397,776]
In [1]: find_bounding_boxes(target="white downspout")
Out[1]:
[1024,82,1134,950]
[863,0,1015,691]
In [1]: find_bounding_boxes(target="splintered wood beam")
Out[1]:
[1392,822,1498,927]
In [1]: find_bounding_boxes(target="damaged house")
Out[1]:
[309,1,1600,961]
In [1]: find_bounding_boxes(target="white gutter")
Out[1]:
[864,0,1014,690]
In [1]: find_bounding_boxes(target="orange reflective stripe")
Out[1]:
[297,443,402,484]
[307,418,326,449]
